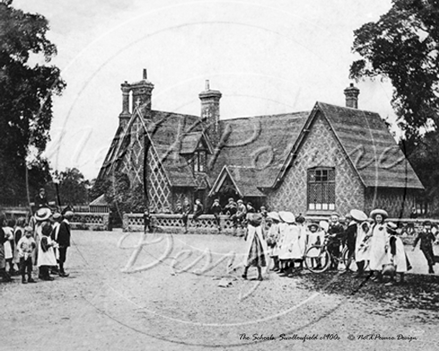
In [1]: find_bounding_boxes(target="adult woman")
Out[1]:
[242,213,266,280]
[365,209,389,282]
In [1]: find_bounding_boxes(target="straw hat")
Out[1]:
[34,208,51,222]
[370,209,388,219]
[267,211,280,221]
[64,211,74,218]
[350,209,368,222]
[279,211,296,224]
[319,220,329,232]
[52,212,62,220]
[319,221,330,232]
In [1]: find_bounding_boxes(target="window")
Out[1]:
[193,151,206,172]
[307,168,335,211]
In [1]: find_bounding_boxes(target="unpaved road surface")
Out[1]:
[0,230,438,351]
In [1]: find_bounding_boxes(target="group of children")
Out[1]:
[242,207,438,284]
[0,208,73,284]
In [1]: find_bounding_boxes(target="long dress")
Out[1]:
[297,224,308,258]
[37,236,57,267]
[368,223,389,271]
[3,227,13,260]
[389,236,409,273]
[355,221,370,263]
[278,224,302,260]
[266,223,280,257]
[243,224,267,267]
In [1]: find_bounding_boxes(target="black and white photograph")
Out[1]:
[0,0,438,350]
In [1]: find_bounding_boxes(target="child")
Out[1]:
[17,226,37,284]
[413,220,436,274]
[4,219,16,276]
[37,223,58,281]
[386,222,411,285]
[13,217,26,275]
[266,212,281,271]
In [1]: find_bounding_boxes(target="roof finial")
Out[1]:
[205,79,210,91]
[143,68,147,80]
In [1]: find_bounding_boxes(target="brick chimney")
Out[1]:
[131,68,154,115]
[344,83,360,109]
[199,80,222,145]
[118,81,131,128]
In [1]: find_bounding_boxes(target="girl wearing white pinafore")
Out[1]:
[37,224,58,280]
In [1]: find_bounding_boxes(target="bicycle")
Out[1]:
[304,235,351,273]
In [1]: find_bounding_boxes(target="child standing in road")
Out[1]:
[413,221,437,274]
[17,226,37,284]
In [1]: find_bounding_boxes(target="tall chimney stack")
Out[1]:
[119,81,131,128]
[199,80,222,145]
[131,68,154,115]
[344,83,360,109]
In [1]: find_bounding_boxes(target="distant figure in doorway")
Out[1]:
[181,198,191,233]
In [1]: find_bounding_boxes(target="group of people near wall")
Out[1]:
[0,207,72,284]
[175,197,265,233]
[242,208,438,284]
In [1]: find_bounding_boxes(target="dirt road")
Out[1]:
[0,230,438,351]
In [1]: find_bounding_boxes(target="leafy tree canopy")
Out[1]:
[350,0,438,138]
[0,0,65,204]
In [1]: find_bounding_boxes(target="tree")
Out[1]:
[0,0,65,204]
[349,0,438,138]
[55,168,89,205]
[350,0,439,216]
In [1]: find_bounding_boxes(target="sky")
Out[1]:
[14,0,395,180]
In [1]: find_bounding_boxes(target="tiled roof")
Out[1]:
[180,132,203,154]
[209,111,310,188]
[317,102,424,189]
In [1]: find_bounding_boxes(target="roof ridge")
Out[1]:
[220,111,310,122]
[316,101,381,116]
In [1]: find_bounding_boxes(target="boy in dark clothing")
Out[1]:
[413,221,437,274]
[210,199,222,231]
[327,213,344,270]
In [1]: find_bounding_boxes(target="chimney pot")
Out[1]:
[344,83,360,109]
[205,80,210,90]
[143,68,147,80]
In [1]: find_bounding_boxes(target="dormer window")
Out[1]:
[193,150,206,172]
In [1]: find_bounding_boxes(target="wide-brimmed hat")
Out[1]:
[35,208,51,222]
[319,220,329,232]
[423,220,432,226]
[370,209,388,219]
[279,211,296,224]
[267,211,280,221]
[237,199,243,204]
[52,212,62,220]
[64,211,74,218]
[350,209,368,222]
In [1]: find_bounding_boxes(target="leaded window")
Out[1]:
[307,167,335,211]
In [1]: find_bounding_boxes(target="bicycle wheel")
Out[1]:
[341,247,354,271]
[304,245,331,273]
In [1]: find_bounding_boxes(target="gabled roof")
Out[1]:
[275,102,424,190]
[98,108,204,187]
[209,111,310,188]
[209,166,266,197]
[89,194,108,206]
